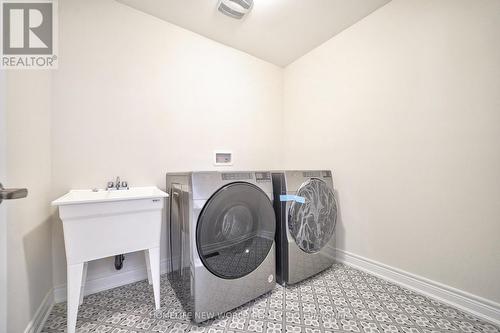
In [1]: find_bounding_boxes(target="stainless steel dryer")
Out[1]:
[166,171,276,322]
[272,170,337,285]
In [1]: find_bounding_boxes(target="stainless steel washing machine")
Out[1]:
[166,171,276,322]
[272,170,337,286]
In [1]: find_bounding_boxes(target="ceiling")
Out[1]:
[117,0,391,67]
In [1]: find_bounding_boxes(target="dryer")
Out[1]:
[272,170,338,285]
[166,171,276,322]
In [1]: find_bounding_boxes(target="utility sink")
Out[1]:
[52,186,168,333]
[52,186,167,205]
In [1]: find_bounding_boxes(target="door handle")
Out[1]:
[0,183,28,204]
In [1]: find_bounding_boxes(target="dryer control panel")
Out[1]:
[303,170,332,178]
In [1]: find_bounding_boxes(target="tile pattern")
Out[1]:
[42,263,499,333]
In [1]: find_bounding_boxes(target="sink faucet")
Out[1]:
[107,177,128,191]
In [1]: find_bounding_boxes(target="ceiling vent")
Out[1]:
[217,0,253,20]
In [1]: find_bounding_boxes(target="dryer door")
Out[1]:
[196,182,275,279]
[288,178,337,253]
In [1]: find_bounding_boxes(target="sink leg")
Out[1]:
[79,262,88,305]
[147,247,161,310]
[144,251,152,285]
[67,263,84,333]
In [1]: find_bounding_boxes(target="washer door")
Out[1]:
[196,182,275,279]
[288,178,337,253]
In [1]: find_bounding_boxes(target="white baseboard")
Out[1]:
[24,288,54,333]
[335,249,500,326]
[54,258,171,303]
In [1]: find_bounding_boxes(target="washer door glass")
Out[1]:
[288,178,337,253]
[197,182,275,279]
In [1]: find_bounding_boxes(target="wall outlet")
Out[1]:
[213,151,233,166]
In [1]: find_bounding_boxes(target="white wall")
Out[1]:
[51,0,283,290]
[5,71,53,332]
[284,0,500,302]
[0,71,7,333]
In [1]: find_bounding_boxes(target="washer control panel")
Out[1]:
[222,172,253,181]
[255,172,271,182]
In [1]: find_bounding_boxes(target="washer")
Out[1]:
[166,171,276,322]
[272,170,338,286]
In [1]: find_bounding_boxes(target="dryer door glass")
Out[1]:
[197,182,275,279]
[288,178,337,253]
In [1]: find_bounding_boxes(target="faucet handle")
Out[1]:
[107,181,114,189]
[121,181,128,189]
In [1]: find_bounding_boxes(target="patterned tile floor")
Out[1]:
[42,263,499,333]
